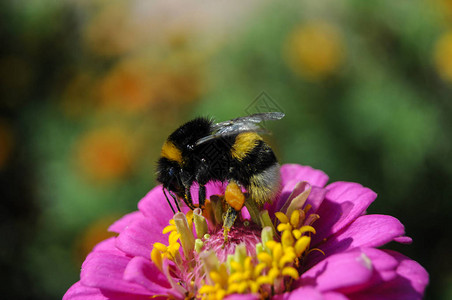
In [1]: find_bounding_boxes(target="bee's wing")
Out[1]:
[195,112,284,146]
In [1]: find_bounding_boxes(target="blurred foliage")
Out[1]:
[1,0,452,299]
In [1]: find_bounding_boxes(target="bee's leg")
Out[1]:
[223,181,245,243]
[223,206,239,243]
[198,184,206,208]
[162,187,176,214]
[182,186,196,210]
[170,192,181,212]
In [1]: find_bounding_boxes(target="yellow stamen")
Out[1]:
[277,223,292,232]
[290,210,300,228]
[153,242,167,252]
[265,240,278,250]
[257,252,273,267]
[254,262,267,278]
[303,204,312,215]
[292,229,302,239]
[162,225,177,234]
[210,271,223,285]
[230,261,243,272]
[281,230,295,248]
[150,248,163,271]
[282,266,299,280]
[275,212,289,224]
[295,236,311,257]
[299,225,316,235]
[169,231,181,244]
[268,267,280,280]
[279,252,296,269]
[272,243,283,262]
[256,275,273,285]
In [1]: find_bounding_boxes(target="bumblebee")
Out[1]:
[156,112,284,231]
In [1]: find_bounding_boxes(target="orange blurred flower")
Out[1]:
[74,126,135,182]
[97,60,155,113]
[97,57,202,113]
[284,21,345,81]
[0,120,14,170]
[84,2,145,56]
[434,31,452,83]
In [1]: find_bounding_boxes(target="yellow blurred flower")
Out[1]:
[74,126,135,182]
[434,0,452,21]
[0,120,14,170]
[284,21,344,81]
[434,31,452,83]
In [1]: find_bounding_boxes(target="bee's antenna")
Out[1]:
[162,187,176,214]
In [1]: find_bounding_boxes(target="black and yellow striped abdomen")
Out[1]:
[229,132,280,206]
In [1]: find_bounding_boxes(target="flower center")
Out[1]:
[202,223,261,263]
[150,183,321,299]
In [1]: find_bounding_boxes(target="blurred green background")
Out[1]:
[1,0,451,299]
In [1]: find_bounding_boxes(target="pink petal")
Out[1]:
[80,252,151,296]
[108,211,143,233]
[323,292,349,300]
[280,164,330,188]
[274,287,324,300]
[206,180,227,197]
[91,237,122,254]
[123,256,173,295]
[308,215,407,267]
[99,291,159,300]
[306,186,327,214]
[389,250,429,296]
[138,186,179,223]
[241,206,251,220]
[115,214,168,258]
[63,282,107,300]
[393,236,412,244]
[346,249,428,300]
[312,182,377,245]
[275,164,329,213]
[297,249,374,293]
[360,248,400,285]
[63,282,152,300]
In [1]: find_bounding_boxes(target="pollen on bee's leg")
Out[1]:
[225,182,245,211]
[223,206,239,243]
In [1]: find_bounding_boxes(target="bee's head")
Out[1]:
[156,157,184,197]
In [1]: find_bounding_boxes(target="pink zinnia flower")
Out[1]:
[64,164,429,299]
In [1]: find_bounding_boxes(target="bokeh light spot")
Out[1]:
[74,127,134,182]
[434,31,452,83]
[284,21,345,81]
